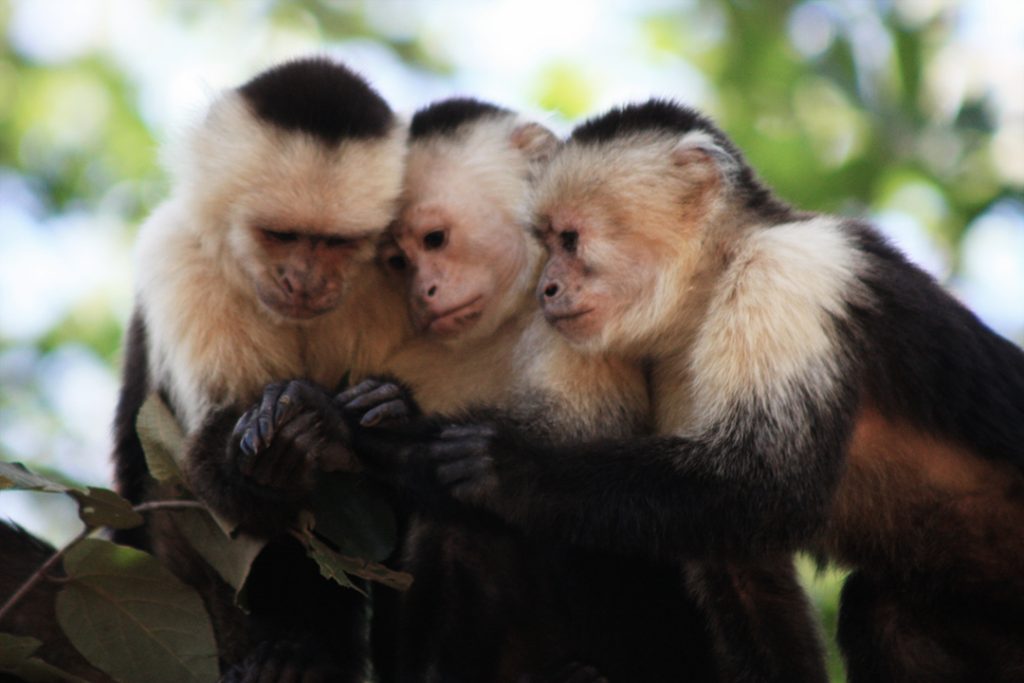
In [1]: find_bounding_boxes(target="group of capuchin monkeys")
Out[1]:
[4,55,1024,683]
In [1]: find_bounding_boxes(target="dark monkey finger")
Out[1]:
[435,456,495,488]
[360,399,409,427]
[234,406,259,459]
[272,380,317,430]
[344,383,404,413]
[254,382,289,453]
[263,412,320,486]
[334,378,387,406]
[437,424,498,441]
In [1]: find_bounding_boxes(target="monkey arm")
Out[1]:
[347,386,853,561]
[184,407,307,537]
[478,421,846,561]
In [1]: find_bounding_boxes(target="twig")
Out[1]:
[0,498,206,625]
[0,525,90,625]
[132,500,206,514]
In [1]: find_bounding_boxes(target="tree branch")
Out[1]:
[0,499,207,625]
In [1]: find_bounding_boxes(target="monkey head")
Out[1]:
[169,57,407,322]
[531,99,776,356]
[384,99,558,345]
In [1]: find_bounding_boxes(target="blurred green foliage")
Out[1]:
[1,2,1021,681]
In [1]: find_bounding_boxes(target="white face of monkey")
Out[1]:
[181,96,407,322]
[384,116,556,346]
[531,131,726,355]
[385,160,532,343]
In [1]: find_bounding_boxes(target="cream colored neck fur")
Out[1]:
[136,201,410,431]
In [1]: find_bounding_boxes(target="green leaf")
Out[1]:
[69,487,144,530]
[175,508,265,593]
[322,548,413,593]
[136,393,187,486]
[56,539,218,683]
[305,534,361,593]
[300,521,412,593]
[311,472,397,562]
[0,463,142,531]
[0,633,88,682]
[0,462,70,493]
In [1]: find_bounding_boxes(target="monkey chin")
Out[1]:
[544,308,600,347]
[421,297,485,339]
[257,293,340,323]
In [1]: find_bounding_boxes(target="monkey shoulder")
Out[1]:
[672,216,867,433]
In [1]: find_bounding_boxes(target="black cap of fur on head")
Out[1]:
[238,57,393,144]
[570,98,731,151]
[410,97,512,140]
[572,99,792,219]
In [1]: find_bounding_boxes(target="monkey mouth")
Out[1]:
[260,293,337,320]
[544,308,593,326]
[424,297,484,336]
[277,304,331,320]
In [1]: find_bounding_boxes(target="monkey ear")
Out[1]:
[510,122,560,165]
[671,131,734,184]
[672,131,734,169]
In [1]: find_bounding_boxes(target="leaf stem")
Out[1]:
[0,499,206,625]
[132,500,206,514]
[0,525,90,625]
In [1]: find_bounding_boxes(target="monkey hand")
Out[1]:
[334,379,502,507]
[425,424,502,506]
[230,380,359,500]
[349,420,501,508]
[334,377,421,429]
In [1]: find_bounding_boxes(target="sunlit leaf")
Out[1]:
[56,539,218,683]
[69,487,143,530]
[0,462,70,493]
[0,633,88,683]
[311,472,397,562]
[136,393,187,486]
[0,463,142,530]
[532,61,594,119]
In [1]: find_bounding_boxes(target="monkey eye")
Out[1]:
[262,229,298,243]
[324,235,356,248]
[386,254,407,271]
[423,230,447,250]
[559,230,579,253]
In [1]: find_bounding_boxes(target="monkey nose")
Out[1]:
[427,285,437,298]
[543,282,559,298]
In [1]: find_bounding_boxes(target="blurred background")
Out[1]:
[0,1,1021,679]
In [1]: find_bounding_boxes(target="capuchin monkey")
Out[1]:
[346,99,1024,682]
[264,99,827,682]
[372,98,707,683]
[111,57,409,682]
